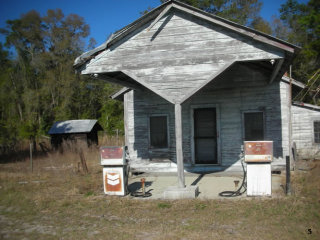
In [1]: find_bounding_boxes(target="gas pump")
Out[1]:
[219,141,273,197]
[100,146,129,196]
[244,141,273,196]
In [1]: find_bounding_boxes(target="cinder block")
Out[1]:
[163,185,199,199]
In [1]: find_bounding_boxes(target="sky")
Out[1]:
[0,0,309,49]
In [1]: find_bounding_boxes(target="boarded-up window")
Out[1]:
[150,116,168,148]
[314,121,320,143]
[244,112,264,141]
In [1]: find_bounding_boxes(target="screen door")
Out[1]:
[194,108,217,164]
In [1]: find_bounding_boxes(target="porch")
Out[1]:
[127,171,284,199]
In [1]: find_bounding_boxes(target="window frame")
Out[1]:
[313,120,320,144]
[242,110,265,141]
[148,114,170,150]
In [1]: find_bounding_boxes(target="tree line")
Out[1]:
[0,0,318,152]
[0,10,123,152]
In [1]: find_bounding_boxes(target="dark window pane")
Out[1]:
[244,112,264,141]
[194,108,216,138]
[150,116,168,148]
[314,121,320,143]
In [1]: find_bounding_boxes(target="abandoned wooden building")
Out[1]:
[74,0,319,177]
[48,120,103,149]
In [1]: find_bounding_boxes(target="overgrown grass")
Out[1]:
[0,150,319,239]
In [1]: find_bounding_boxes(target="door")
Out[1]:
[194,108,218,164]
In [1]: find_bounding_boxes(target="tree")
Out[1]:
[250,17,272,34]
[279,0,320,104]
[98,84,124,135]
[0,43,20,152]
[270,15,290,41]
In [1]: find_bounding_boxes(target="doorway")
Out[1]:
[193,108,218,164]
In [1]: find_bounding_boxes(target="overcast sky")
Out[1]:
[0,0,309,48]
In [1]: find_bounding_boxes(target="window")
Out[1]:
[149,116,168,148]
[244,112,264,141]
[314,121,320,143]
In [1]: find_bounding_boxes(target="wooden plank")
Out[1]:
[94,31,284,58]
[147,5,172,31]
[179,61,234,103]
[122,70,175,104]
[171,3,295,53]
[111,87,130,100]
[91,44,281,64]
[94,74,141,91]
[175,103,185,188]
[269,59,284,83]
[124,92,130,147]
[75,0,297,69]
[107,4,166,48]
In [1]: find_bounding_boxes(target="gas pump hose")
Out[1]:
[218,157,247,197]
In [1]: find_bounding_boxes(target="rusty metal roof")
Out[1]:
[48,120,101,134]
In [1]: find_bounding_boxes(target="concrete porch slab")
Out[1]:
[163,185,199,199]
[127,172,285,200]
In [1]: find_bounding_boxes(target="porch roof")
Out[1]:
[74,0,300,105]
[110,72,306,102]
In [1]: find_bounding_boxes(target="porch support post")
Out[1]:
[175,103,185,188]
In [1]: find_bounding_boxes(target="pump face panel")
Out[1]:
[244,141,273,162]
[103,167,126,195]
[100,146,125,165]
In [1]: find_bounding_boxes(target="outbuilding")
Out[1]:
[74,0,319,185]
[292,102,320,159]
[48,119,103,149]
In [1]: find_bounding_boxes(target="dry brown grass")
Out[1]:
[99,134,124,147]
[0,149,319,240]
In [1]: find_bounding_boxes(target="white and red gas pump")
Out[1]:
[244,141,273,196]
[100,146,128,196]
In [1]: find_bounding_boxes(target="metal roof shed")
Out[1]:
[48,120,103,149]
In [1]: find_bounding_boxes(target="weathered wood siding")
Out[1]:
[82,9,284,103]
[125,79,290,171]
[124,90,177,171]
[292,105,320,159]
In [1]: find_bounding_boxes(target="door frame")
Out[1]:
[190,104,221,165]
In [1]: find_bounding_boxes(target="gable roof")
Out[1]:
[74,0,299,69]
[48,120,102,135]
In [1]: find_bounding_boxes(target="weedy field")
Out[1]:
[0,143,319,240]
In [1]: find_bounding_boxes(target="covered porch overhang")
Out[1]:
[94,58,287,191]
